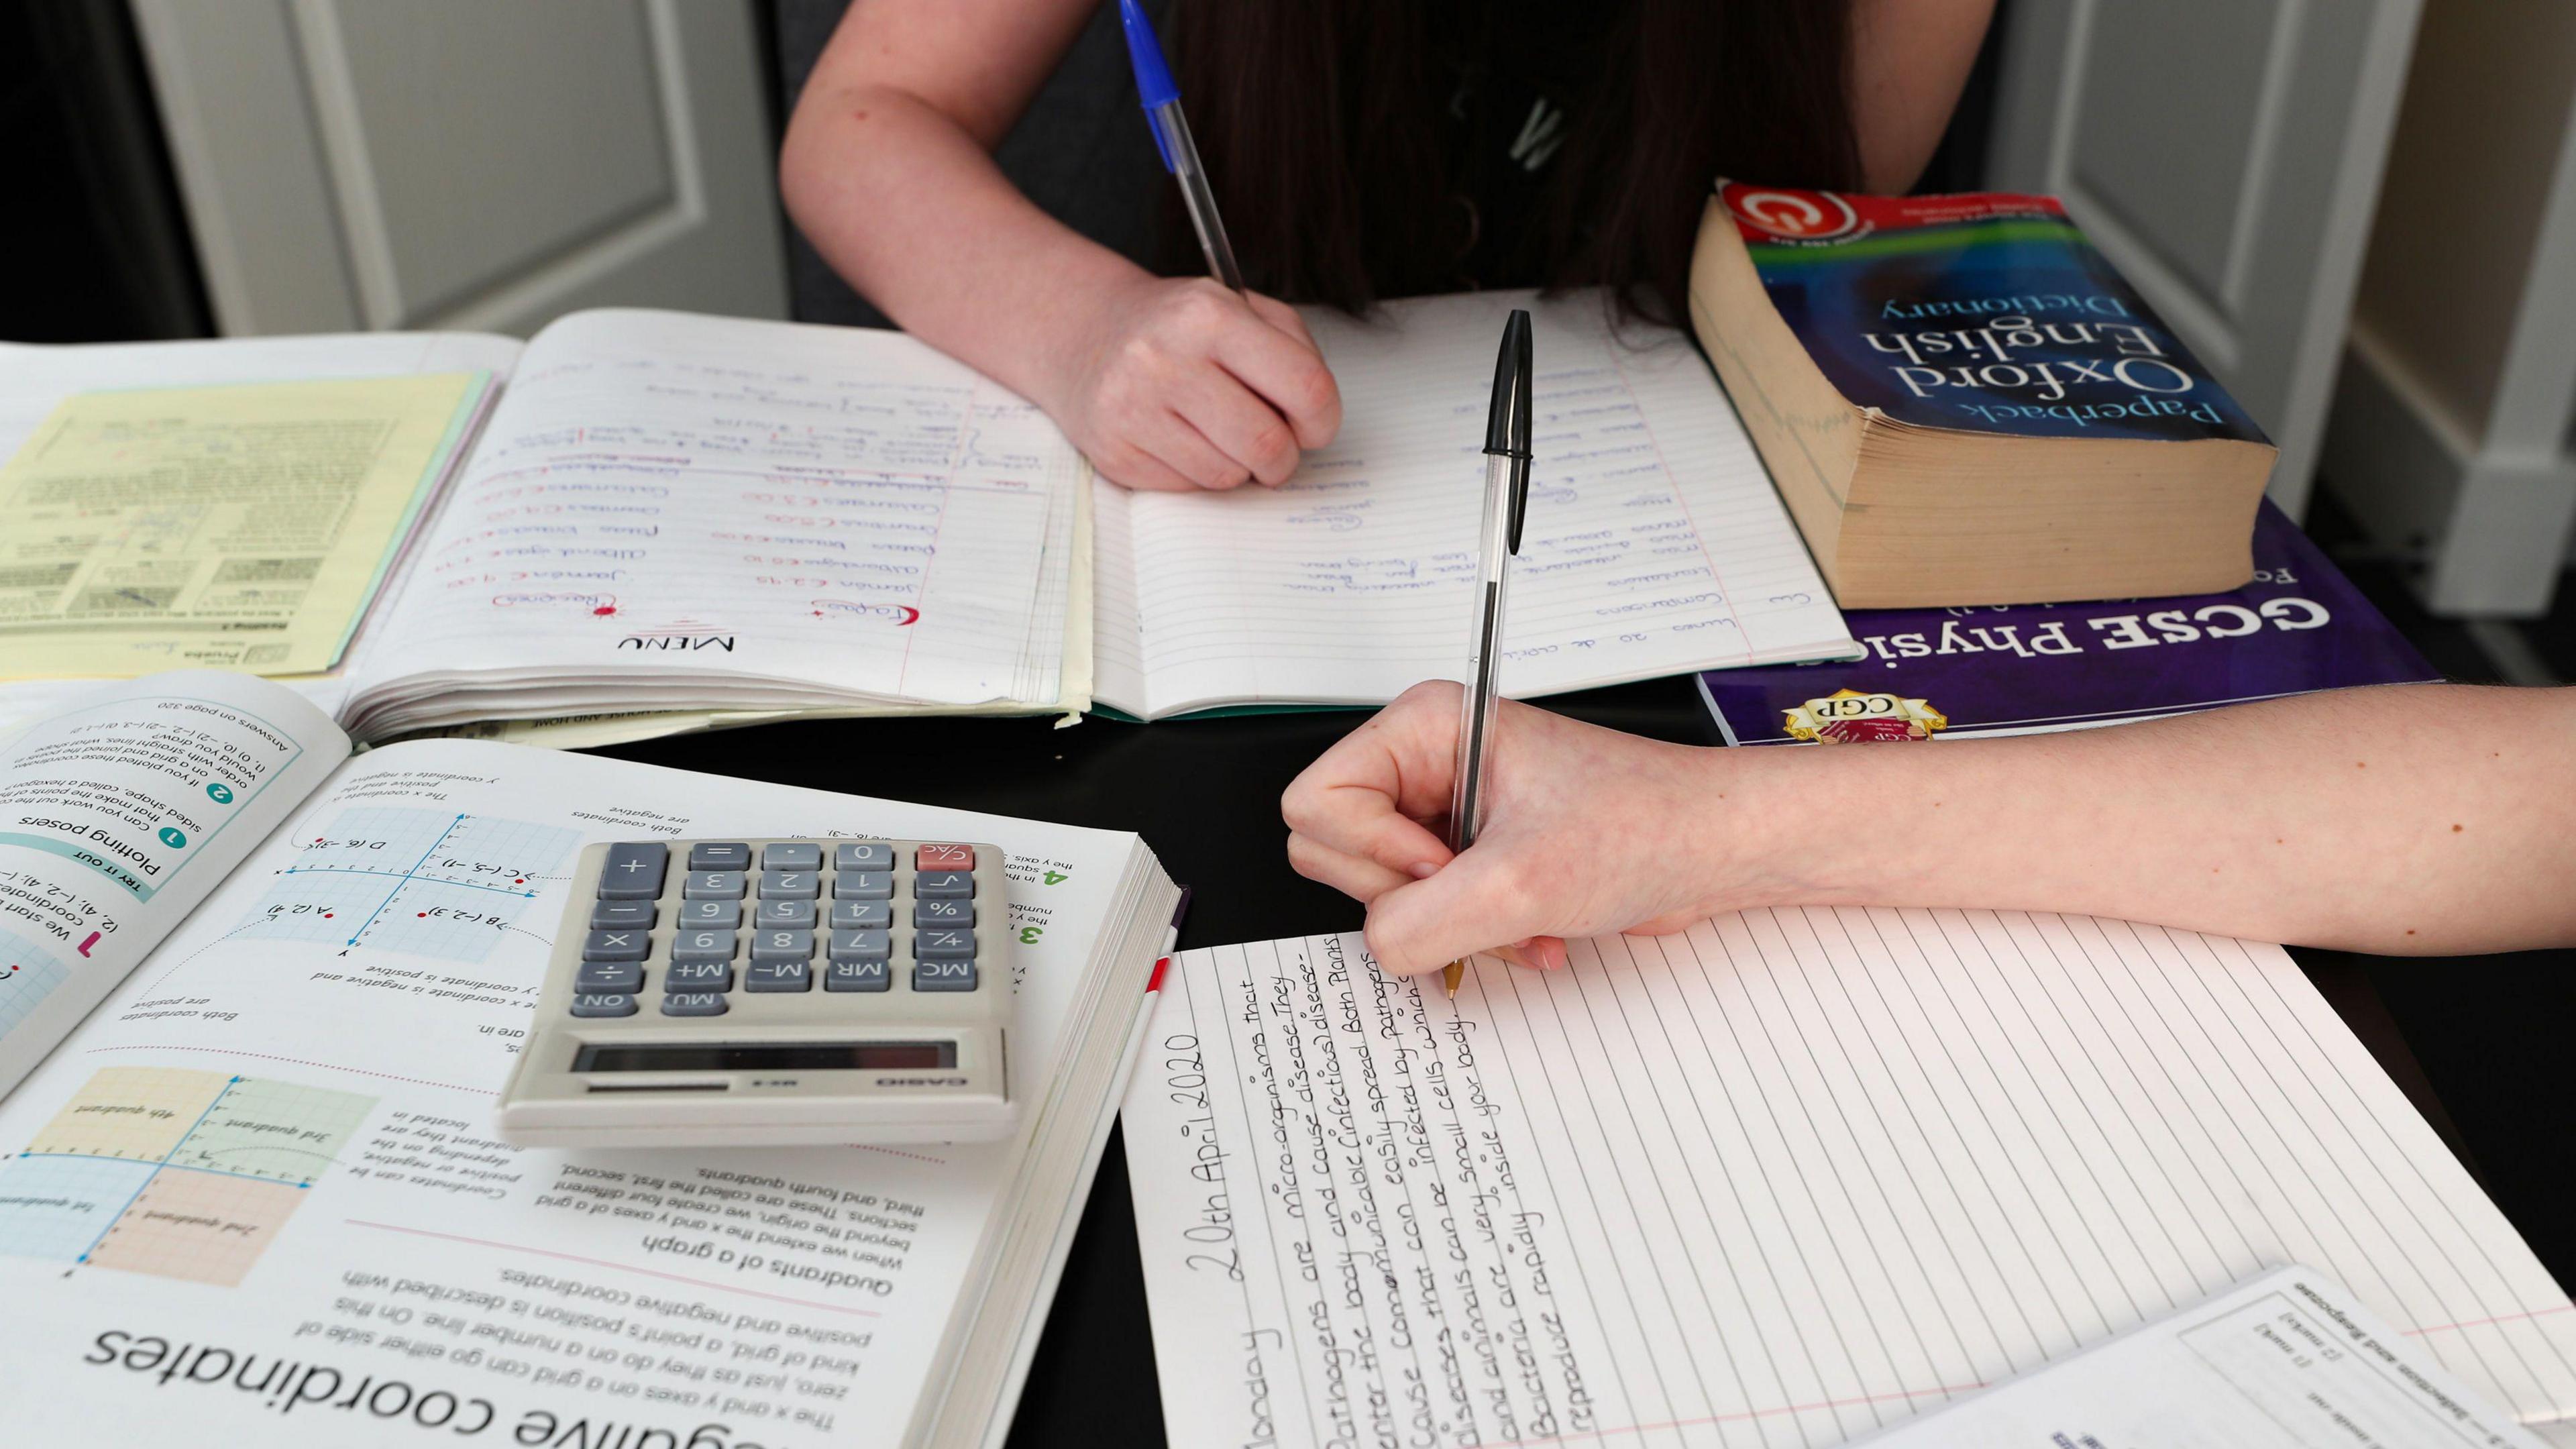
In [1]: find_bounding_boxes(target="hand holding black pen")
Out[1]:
[1443,309,1535,998]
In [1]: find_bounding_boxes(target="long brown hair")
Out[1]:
[1171,1,1862,321]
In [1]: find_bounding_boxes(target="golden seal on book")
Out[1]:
[1782,688,1947,743]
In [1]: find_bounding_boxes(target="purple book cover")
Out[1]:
[1700,504,2438,745]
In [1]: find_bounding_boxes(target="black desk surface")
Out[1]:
[592,678,2576,1448]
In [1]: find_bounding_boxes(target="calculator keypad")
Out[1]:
[570,839,987,1020]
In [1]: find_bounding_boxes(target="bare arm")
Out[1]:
[1849,0,1996,193]
[779,0,1338,490]
[1285,682,2576,976]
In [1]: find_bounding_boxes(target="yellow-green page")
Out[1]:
[0,372,486,680]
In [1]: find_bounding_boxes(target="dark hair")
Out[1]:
[1171,1,1862,320]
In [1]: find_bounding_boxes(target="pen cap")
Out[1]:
[1120,0,1181,109]
[1483,309,1534,553]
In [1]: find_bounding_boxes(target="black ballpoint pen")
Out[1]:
[1444,309,1534,999]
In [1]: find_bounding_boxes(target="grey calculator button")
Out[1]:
[832,870,894,901]
[671,929,737,964]
[575,960,643,993]
[747,959,813,992]
[688,843,751,871]
[914,959,979,991]
[684,871,745,899]
[590,900,655,929]
[751,928,814,963]
[834,841,895,872]
[755,899,817,930]
[913,870,974,899]
[762,842,822,871]
[914,898,975,928]
[915,927,975,960]
[665,961,734,991]
[825,959,890,991]
[678,899,741,928]
[598,843,667,899]
[584,929,649,962]
[661,992,729,1017]
[830,901,892,931]
[828,928,891,963]
[760,869,819,900]
[571,993,639,1018]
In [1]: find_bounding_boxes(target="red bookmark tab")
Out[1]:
[1147,956,1170,994]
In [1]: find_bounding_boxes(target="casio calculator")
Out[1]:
[495,837,1016,1147]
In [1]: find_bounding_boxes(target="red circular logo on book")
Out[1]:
[1729,187,1861,240]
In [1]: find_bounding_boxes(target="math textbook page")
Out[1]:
[1124,914,2576,1448]
[0,372,492,680]
[0,673,346,1096]
[0,738,1139,1448]
[1101,288,1855,719]
[341,311,1085,734]
[1847,1265,2549,1449]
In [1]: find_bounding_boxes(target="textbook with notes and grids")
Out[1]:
[0,290,1854,745]
[0,670,1183,1449]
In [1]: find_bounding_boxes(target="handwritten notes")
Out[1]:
[341,311,1084,735]
[0,374,487,679]
[1104,290,1852,718]
[1126,917,2576,1448]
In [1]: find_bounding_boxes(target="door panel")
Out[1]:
[1988,0,2420,515]
[133,0,786,337]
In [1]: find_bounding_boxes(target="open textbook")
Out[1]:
[0,290,1854,743]
[0,672,1181,1449]
[1124,919,2576,1448]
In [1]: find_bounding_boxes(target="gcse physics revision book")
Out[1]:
[0,671,1181,1449]
[1700,502,2438,745]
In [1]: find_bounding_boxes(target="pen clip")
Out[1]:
[1485,309,1535,554]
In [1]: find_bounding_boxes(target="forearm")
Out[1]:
[779,83,1141,409]
[1730,684,2576,953]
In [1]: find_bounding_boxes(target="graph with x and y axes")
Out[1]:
[235,807,581,963]
[0,1066,376,1285]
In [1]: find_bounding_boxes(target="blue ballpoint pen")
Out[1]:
[1119,0,1246,291]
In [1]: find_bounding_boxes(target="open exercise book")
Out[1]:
[0,290,1852,744]
[0,672,1181,1449]
[1125,918,2576,1448]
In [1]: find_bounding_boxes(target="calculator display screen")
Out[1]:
[572,1042,957,1073]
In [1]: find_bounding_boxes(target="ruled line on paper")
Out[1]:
[1126,909,2576,1448]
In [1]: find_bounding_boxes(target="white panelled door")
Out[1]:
[1986,0,2420,517]
[133,0,787,337]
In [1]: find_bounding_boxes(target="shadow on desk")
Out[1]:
[590,676,2574,1448]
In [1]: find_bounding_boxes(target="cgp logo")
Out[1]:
[1729,186,1862,241]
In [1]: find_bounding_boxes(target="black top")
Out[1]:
[1429,1,1630,291]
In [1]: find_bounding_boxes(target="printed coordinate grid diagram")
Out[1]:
[0,926,73,1042]
[0,1067,374,1285]
[239,808,582,961]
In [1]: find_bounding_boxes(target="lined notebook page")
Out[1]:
[346,310,1079,723]
[1126,914,2576,1447]
[1113,290,1852,718]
